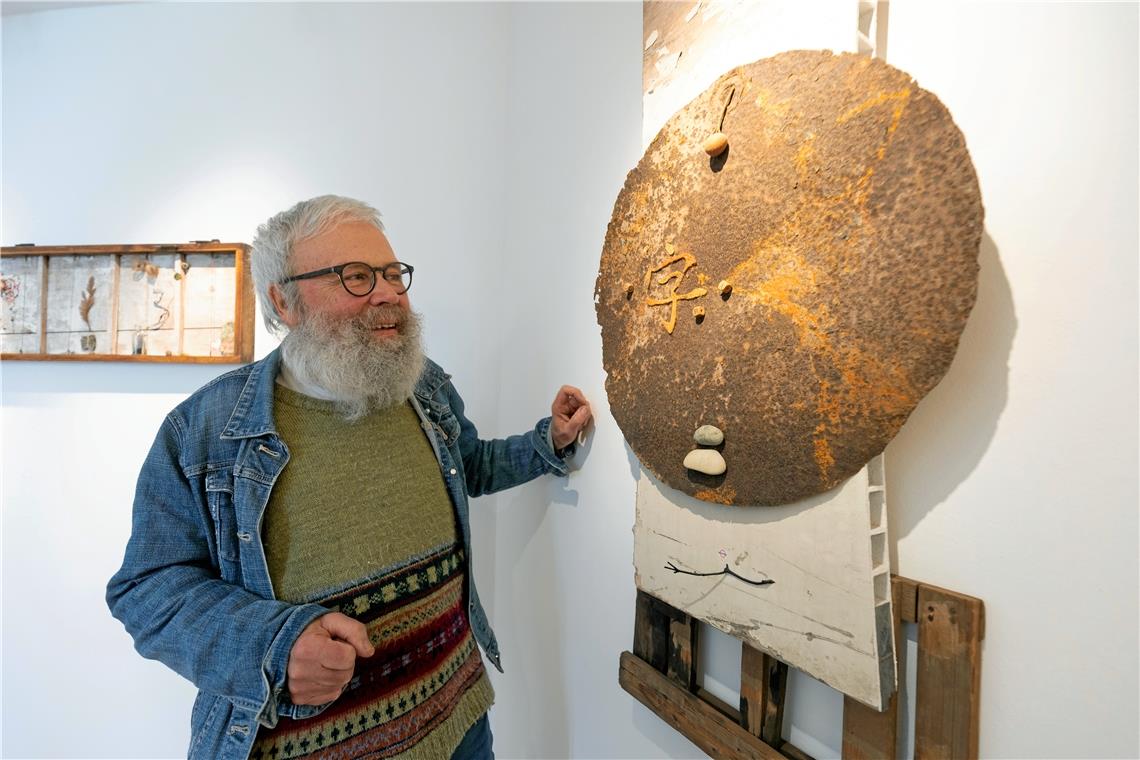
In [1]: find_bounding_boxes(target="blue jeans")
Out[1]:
[451,715,494,760]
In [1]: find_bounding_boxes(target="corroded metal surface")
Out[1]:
[597,50,982,506]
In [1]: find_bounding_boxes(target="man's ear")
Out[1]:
[268,283,300,328]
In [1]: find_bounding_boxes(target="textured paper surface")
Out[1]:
[598,50,982,505]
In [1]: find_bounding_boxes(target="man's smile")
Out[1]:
[371,324,399,337]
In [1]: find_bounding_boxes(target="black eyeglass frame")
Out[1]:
[281,261,415,296]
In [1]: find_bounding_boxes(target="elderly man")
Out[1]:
[107,195,592,760]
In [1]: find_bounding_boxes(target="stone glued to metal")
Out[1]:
[596,50,983,506]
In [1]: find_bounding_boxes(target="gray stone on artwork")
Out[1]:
[693,425,724,446]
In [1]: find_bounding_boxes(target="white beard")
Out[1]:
[280,304,425,422]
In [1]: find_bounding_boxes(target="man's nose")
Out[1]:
[367,276,402,305]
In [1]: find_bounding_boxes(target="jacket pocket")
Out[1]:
[424,398,461,444]
[436,413,460,445]
[205,469,240,581]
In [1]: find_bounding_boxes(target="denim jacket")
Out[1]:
[106,348,569,760]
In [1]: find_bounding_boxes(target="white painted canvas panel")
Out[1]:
[182,253,237,356]
[634,456,895,709]
[116,254,181,356]
[44,255,115,355]
[0,256,43,354]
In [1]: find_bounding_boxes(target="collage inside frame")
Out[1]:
[0,251,239,359]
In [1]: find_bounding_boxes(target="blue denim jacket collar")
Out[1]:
[221,349,281,440]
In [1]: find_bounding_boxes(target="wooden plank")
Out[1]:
[2,243,240,256]
[109,254,121,355]
[696,686,741,723]
[620,651,787,760]
[842,578,907,758]
[914,585,984,759]
[761,654,790,745]
[649,597,670,673]
[37,256,48,354]
[633,589,654,662]
[893,574,920,624]
[0,352,244,364]
[667,609,699,691]
[739,644,789,745]
[235,245,255,362]
[177,252,186,356]
[634,589,670,672]
[779,742,815,760]
[740,642,766,736]
[625,576,982,759]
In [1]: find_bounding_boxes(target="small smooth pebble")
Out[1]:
[684,448,726,475]
[693,424,724,446]
[703,132,728,157]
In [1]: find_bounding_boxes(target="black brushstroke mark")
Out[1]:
[664,561,774,587]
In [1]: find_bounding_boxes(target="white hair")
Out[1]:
[250,195,385,334]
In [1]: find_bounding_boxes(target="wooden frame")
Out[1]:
[0,243,255,363]
[620,576,984,759]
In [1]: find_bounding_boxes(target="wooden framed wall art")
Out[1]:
[0,242,255,363]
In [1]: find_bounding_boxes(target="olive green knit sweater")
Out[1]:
[251,384,493,760]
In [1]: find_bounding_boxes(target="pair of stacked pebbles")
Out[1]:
[683,425,726,475]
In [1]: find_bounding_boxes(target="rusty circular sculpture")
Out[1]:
[596,50,983,506]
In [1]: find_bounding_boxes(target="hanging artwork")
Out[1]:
[596,50,983,507]
[0,243,254,363]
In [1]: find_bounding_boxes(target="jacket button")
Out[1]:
[449,468,457,475]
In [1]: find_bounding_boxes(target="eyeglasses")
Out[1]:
[281,261,414,296]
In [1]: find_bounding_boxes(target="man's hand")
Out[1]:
[551,385,592,451]
[286,612,375,706]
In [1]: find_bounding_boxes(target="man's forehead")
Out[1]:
[292,221,395,264]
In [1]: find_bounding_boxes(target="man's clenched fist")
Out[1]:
[287,612,375,705]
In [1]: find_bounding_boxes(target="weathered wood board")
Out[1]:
[620,650,788,760]
[622,575,983,758]
[635,455,894,709]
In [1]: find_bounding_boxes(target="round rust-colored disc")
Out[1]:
[596,50,983,506]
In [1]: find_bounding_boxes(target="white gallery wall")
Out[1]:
[1,3,522,757]
[2,2,1137,759]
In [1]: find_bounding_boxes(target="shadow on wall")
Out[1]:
[0,359,234,396]
[491,479,572,759]
[632,699,708,759]
[885,232,1015,556]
